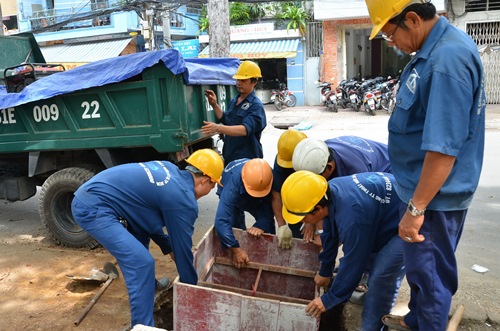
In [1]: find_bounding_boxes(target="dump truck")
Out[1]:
[0,33,239,249]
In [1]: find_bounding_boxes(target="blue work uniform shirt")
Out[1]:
[215,159,275,248]
[74,161,199,284]
[388,16,486,210]
[325,136,391,179]
[318,172,401,310]
[271,156,295,193]
[220,91,266,165]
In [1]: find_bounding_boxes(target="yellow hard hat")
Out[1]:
[242,158,273,197]
[281,171,328,224]
[232,61,262,80]
[366,0,417,40]
[185,149,224,186]
[277,129,307,168]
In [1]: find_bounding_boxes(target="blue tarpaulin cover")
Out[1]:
[0,49,240,109]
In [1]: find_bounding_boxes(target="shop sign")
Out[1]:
[230,23,274,39]
[172,39,200,59]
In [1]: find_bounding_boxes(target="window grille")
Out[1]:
[306,22,323,58]
[465,0,500,12]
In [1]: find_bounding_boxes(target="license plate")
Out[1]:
[350,95,356,101]
[337,93,342,98]
[368,99,375,105]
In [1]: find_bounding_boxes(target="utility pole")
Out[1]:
[162,5,172,49]
[0,4,4,36]
[207,0,230,58]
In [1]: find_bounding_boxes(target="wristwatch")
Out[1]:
[407,199,426,216]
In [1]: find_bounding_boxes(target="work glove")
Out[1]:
[278,224,293,249]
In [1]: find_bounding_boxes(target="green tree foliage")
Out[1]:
[229,2,251,25]
[198,1,312,35]
[283,6,308,35]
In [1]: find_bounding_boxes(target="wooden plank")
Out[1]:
[278,301,319,331]
[215,257,316,278]
[198,281,311,305]
[198,256,215,282]
[174,283,242,331]
[252,268,263,294]
[240,296,279,330]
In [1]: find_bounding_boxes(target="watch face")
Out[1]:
[408,200,425,216]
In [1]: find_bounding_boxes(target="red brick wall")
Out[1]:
[322,18,372,87]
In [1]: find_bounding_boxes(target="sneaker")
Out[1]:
[155,277,171,292]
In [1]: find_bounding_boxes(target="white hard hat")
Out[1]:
[292,138,329,174]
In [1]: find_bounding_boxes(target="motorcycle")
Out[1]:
[324,88,338,112]
[348,83,362,112]
[317,81,332,106]
[378,77,399,114]
[362,90,377,116]
[335,79,354,109]
[272,83,297,111]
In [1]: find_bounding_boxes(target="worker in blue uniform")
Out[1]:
[292,136,392,303]
[365,0,486,329]
[71,149,224,328]
[271,129,307,248]
[293,136,391,181]
[281,171,405,331]
[201,60,266,165]
[214,158,275,268]
[292,136,391,244]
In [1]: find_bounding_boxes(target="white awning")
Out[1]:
[199,39,300,59]
[40,38,133,64]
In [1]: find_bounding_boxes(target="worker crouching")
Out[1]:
[71,149,224,328]
[214,158,275,268]
[281,171,405,331]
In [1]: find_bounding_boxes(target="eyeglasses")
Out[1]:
[381,15,406,42]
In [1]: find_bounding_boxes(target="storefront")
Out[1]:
[198,23,305,105]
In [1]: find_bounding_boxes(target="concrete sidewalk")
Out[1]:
[263,103,500,329]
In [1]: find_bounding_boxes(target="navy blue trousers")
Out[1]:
[401,203,467,330]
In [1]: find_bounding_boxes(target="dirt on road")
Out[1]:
[0,197,177,331]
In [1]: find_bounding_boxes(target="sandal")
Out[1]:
[355,273,369,293]
[381,314,410,331]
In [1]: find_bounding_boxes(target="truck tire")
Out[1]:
[39,167,100,249]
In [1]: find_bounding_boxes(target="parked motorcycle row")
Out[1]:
[318,76,399,116]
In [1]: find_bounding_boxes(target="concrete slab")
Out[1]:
[269,115,304,129]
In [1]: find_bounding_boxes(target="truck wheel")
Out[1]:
[39,167,100,249]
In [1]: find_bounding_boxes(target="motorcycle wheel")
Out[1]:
[340,100,347,109]
[333,103,338,113]
[380,99,389,111]
[285,94,297,107]
[352,102,359,112]
[388,99,395,115]
[274,98,283,111]
[369,108,376,116]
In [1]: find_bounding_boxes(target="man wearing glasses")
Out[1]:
[366,0,486,330]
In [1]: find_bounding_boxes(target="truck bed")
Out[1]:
[0,50,239,155]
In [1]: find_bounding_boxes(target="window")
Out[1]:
[465,0,500,12]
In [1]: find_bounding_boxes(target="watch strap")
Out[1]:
[408,199,426,216]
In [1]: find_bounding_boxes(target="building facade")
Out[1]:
[198,23,306,106]
[314,0,500,104]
